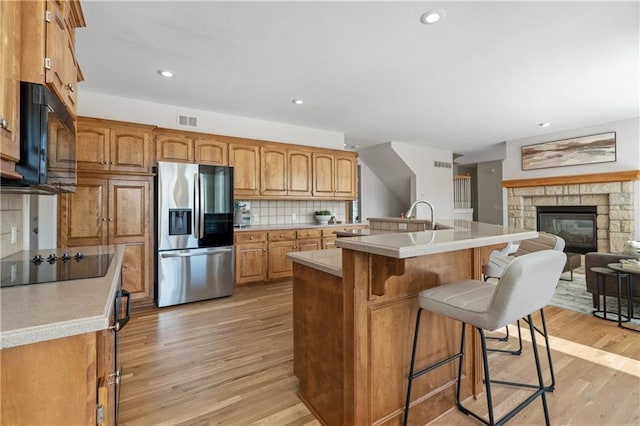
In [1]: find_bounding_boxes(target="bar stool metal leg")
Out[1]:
[404,310,466,426]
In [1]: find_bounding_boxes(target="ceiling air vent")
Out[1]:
[434,160,452,169]
[178,115,198,127]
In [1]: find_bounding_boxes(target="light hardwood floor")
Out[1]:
[119,282,640,425]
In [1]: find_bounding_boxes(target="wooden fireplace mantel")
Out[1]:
[502,170,640,188]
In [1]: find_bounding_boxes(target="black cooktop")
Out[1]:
[1,253,113,288]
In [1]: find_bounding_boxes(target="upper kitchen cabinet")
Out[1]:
[0,0,21,178]
[312,151,357,199]
[21,0,86,117]
[229,143,260,197]
[261,146,313,198]
[77,117,153,174]
[155,128,229,166]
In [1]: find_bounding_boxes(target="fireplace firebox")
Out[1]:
[536,206,597,254]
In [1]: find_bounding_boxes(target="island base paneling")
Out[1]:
[293,246,501,425]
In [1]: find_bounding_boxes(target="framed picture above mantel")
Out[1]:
[521,132,616,171]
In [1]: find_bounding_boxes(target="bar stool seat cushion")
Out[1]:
[420,250,567,332]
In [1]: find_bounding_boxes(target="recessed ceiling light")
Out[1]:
[538,122,551,128]
[158,70,175,78]
[420,9,446,25]
[292,99,304,105]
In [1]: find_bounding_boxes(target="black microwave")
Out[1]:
[0,82,76,194]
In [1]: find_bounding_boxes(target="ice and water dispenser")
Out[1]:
[168,209,192,235]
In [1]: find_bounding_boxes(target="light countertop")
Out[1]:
[335,220,537,259]
[0,245,124,349]
[234,222,366,232]
[287,248,342,277]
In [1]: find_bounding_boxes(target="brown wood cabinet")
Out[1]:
[234,231,267,283]
[21,0,86,117]
[1,331,114,425]
[0,0,21,179]
[155,128,228,166]
[59,176,152,301]
[229,143,260,196]
[260,146,313,197]
[266,229,321,281]
[312,152,357,199]
[76,118,153,174]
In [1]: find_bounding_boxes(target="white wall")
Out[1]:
[360,161,404,221]
[390,142,454,220]
[504,117,640,180]
[78,91,345,150]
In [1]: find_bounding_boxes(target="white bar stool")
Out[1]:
[403,250,566,426]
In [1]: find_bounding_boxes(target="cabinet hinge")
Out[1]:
[45,10,52,23]
[44,58,51,70]
[96,405,105,425]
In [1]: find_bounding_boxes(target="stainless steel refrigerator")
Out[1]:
[155,161,234,307]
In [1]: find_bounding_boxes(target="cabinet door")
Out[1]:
[335,154,357,199]
[288,150,312,196]
[235,242,267,283]
[48,118,76,170]
[312,153,334,197]
[194,137,228,165]
[229,144,260,196]
[110,126,151,173]
[268,240,296,279]
[261,147,287,196]
[109,179,149,244]
[298,238,322,252]
[121,242,150,300]
[96,329,115,426]
[156,133,193,163]
[58,177,108,247]
[45,1,68,109]
[77,122,110,171]
[0,0,20,178]
[109,179,150,300]
[322,237,337,249]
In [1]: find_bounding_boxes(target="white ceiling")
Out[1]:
[76,1,639,154]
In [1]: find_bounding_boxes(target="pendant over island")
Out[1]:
[287,219,538,425]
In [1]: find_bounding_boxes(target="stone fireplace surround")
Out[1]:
[506,180,635,253]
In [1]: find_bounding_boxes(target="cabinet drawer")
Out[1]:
[268,230,296,241]
[235,231,266,243]
[297,229,322,239]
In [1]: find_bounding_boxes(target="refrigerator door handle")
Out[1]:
[160,247,233,259]
[199,173,205,239]
[193,172,200,239]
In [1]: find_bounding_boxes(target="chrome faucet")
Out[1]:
[405,200,436,230]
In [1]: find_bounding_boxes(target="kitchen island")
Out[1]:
[1,245,124,425]
[287,220,537,425]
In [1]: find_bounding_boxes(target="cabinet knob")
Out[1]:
[108,218,113,222]
[0,117,7,129]
[262,248,267,252]
[103,161,108,165]
[250,236,254,240]
[66,83,75,93]
[110,162,114,165]
[102,218,107,222]
[123,264,128,269]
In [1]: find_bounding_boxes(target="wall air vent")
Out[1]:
[434,161,452,169]
[178,115,198,127]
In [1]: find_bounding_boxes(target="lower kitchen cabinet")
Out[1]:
[59,175,152,302]
[235,225,367,285]
[0,331,115,425]
[234,231,267,283]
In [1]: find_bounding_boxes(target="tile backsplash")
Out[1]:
[236,200,347,226]
[0,194,26,258]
